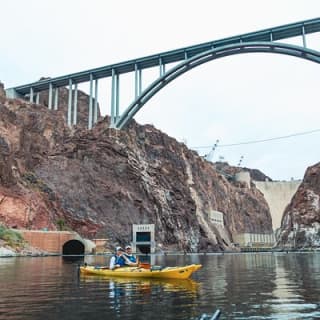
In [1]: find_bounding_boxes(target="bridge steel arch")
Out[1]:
[6,18,320,129]
[115,41,320,129]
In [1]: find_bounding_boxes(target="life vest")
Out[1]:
[124,254,136,263]
[114,255,126,266]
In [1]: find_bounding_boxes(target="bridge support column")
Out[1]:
[111,69,119,127]
[159,58,165,76]
[36,92,40,104]
[134,64,142,98]
[73,83,78,125]
[48,83,53,110]
[67,79,73,127]
[88,74,93,129]
[115,74,119,119]
[29,87,34,103]
[94,79,98,124]
[54,87,59,110]
[302,25,307,47]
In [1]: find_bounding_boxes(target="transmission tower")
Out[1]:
[237,155,244,167]
[204,140,219,161]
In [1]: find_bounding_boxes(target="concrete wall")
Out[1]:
[234,233,275,247]
[209,210,224,226]
[17,230,87,254]
[254,180,301,230]
[132,224,155,254]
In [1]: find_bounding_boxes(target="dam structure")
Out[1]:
[234,171,301,231]
[253,180,301,231]
[233,171,301,247]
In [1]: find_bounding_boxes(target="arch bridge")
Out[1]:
[6,18,320,129]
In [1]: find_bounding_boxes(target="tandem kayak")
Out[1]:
[80,264,202,279]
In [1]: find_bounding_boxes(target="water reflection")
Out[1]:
[0,254,320,319]
[267,253,320,319]
[81,274,200,294]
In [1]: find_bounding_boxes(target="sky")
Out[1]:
[1,0,320,181]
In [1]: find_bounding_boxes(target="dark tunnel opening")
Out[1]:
[62,240,85,255]
[136,245,150,254]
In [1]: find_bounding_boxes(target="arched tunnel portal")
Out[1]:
[62,240,85,255]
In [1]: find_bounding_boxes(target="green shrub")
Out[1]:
[0,225,24,247]
[56,219,65,231]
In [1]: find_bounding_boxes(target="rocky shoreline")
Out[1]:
[0,239,50,257]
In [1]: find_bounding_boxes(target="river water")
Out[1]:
[0,253,319,320]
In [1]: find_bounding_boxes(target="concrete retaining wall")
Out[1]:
[17,230,87,254]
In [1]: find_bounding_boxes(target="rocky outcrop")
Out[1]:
[276,162,320,249]
[214,162,272,182]
[0,82,5,98]
[0,92,273,252]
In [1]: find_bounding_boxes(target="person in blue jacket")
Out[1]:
[109,247,126,269]
[123,245,139,266]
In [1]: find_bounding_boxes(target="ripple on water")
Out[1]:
[0,254,320,320]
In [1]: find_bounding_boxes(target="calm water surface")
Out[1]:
[0,253,319,319]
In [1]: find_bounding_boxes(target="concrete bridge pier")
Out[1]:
[110,69,120,127]
[29,87,34,103]
[73,83,78,125]
[134,64,142,99]
[67,79,73,126]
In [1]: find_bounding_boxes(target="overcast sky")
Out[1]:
[1,0,320,181]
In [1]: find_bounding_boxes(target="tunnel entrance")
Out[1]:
[137,244,151,254]
[62,240,85,255]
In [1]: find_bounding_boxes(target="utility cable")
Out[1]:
[193,128,320,149]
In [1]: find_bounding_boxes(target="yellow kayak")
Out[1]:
[80,264,202,279]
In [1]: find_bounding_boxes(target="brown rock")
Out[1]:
[276,162,320,248]
[0,93,273,252]
[0,82,5,98]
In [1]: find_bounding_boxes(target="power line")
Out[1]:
[193,128,320,149]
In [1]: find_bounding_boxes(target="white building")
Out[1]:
[209,210,224,226]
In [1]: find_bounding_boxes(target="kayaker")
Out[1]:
[109,247,126,270]
[123,245,139,266]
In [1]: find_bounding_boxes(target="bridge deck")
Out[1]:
[13,17,320,95]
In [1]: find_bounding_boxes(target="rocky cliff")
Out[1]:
[0,90,273,252]
[276,162,320,249]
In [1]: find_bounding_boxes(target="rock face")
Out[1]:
[0,92,273,252]
[214,162,272,182]
[277,162,320,248]
[0,82,5,98]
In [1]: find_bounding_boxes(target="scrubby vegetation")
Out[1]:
[0,225,25,248]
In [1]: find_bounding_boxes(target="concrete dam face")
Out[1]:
[253,180,301,230]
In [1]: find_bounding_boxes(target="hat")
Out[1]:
[125,245,132,249]
[116,246,124,252]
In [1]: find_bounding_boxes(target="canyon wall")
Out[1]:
[276,162,320,249]
[0,92,273,251]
